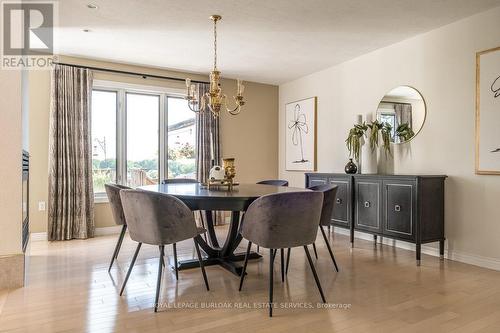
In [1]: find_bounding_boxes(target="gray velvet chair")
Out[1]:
[255,180,289,254]
[238,191,325,317]
[161,178,198,184]
[285,184,339,274]
[161,178,208,247]
[256,179,289,187]
[105,183,131,272]
[119,189,209,312]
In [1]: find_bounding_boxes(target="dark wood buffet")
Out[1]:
[305,173,447,265]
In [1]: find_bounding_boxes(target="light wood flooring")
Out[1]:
[1,228,500,333]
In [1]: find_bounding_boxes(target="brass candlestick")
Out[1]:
[223,158,236,191]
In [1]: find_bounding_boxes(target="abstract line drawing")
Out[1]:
[491,75,500,98]
[288,104,309,163]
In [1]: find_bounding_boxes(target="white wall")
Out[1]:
[0,69,22,256]
[279,6,500,262]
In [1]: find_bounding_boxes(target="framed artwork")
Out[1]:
[476,46,500,175]
[285,97,317,171]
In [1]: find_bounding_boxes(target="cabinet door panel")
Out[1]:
[329,179,350,227]
[355,180,382,232]
[383,181,415,240]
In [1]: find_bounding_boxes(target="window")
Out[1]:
[90,81,196,199]
[91,90,117,194]
[167,97,196,179]
[126,93,160,187]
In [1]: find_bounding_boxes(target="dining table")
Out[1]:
[138,182,308,276]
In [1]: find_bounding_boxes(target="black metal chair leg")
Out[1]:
[239,241,252,291]
[160,246,165,267]
[312,242,318,259]
[194,239,210,291]
[285,248,291,275]
[154,245,164,312]
[108,225,127,272]
[269,248,275,317]
[280,248,285,282]
[303,245,326,303]
[119,242,142,296]
[173,243,179,280]
[320,226,339,272]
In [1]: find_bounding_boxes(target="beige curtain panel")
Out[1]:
[48,64,95,240]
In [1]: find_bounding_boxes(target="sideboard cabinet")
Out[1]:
[305,173,447,265]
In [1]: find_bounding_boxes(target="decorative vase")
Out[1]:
[344,159,358,174]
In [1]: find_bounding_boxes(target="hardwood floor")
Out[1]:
[2,228,500,332]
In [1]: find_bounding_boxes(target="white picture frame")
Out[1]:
[476,46,500,175]
[285,97,317,171]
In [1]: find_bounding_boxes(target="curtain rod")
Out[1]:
[52,62,209,84]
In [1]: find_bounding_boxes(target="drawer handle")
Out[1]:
[394,205,401,212]
[364,201,370,208]
[336,198,342,204]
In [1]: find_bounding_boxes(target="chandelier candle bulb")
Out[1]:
[185,78,191,88]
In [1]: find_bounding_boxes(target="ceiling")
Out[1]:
[55,0,500,85]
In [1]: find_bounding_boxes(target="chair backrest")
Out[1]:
[308,184,338,226]
[161,178,198,184]
[256,179,289,187]
[105,183,131,226]
[119,190,198,245]
[240,191,323,249]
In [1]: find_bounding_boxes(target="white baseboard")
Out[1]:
[332,227,500,272]
[30,226,125,241]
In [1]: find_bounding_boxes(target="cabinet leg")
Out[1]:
[439,240,445,260]
[416,243,421,266]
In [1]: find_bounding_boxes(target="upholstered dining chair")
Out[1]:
[256,179,289,187]
[254,179,289,255]
[161,178,208,252]
[161,178,198,184]
[238,191,325,317]
[285,184,339,274]
[119,189,210,312]
[105,183,132,272]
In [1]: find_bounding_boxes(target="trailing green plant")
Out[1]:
[346,120,392,160]
[395,123,415,142]
[345,123,367,161]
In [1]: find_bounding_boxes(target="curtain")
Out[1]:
[48,64,95,240]
[394,103,412,128]
[195,83,221,183]
[194,83,225,224]
[394,103,412,143]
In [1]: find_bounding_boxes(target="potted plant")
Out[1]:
[345,120,392,161]
[395,123,415,142]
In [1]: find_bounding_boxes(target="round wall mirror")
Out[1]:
[376,86,426,144]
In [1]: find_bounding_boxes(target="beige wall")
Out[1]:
[29,56,278,232]
[0,69,22,255]
[279,6,500,262]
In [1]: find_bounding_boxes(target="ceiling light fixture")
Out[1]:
[185,15,245,117]
[87,4,98,9]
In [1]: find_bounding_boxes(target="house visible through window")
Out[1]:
[90,81,196,199]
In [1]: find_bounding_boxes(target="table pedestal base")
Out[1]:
[175,251,262,276]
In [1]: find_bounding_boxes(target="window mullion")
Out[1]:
[117,89,126,185]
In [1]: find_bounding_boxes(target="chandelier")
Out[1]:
[185,15,245,117]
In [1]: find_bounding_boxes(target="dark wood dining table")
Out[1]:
[138,183,308,276]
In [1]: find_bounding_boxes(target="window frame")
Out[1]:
[92,80,187,202]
